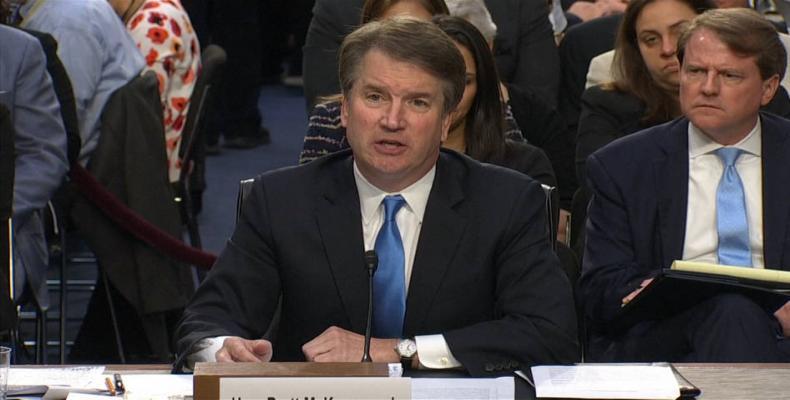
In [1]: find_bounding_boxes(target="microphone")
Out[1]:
[361,250,378,362]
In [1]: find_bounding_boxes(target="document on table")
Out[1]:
[9,366,105,388]
[531,365,680,399]
[412,376,514,400]
[66,374,193,400]
[8,366,107,399]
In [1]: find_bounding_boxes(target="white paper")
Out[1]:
[412,377,514,400]
[532,365,680,399]
[9,366,105,388]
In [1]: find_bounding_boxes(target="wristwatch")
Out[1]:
[395,338,417,364]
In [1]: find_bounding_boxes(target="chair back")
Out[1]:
[178,44,227,184]
[0,104,17,331]
[24,30,81,166]
[236,179,256,223]
[176,45,227,248]
[542,184,558,252]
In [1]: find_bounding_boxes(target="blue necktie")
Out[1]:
[715,148,752,267]
[372,195,406,338]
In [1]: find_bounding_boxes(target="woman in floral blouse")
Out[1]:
[109,0,201,182]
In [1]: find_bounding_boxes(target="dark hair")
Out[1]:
[433,15,506,163]
[339,17,465,116]
[611,0,713,125]
[0,0,9,23]
[361,0,449,24]
[678,8,786,81]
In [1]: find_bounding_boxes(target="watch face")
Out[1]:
[398,339,417,358]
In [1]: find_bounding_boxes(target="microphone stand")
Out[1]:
[361,250,378,362]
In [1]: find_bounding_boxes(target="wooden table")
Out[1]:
[19,363,790,399]
[674,363,790,399]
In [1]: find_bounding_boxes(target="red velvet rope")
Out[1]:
[70,164,217,269]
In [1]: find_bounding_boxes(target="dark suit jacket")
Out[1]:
[176,149,579,375]
[302,0,559,110]
[557,14,621,149]
[71,72,193,359]
[580,113,790,328]
[507,82,575,208]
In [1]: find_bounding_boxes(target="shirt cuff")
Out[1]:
[186,336,230,369]
[414,334,462,369]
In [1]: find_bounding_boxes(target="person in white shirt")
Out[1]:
[580,8,790,362]
[174,17,579,374]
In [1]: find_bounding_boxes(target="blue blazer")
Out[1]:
[580,112,790,324]
[0,26,68,307]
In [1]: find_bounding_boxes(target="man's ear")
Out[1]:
[440,111,451,143]
[760,74,781,106]
[340,95,349,128]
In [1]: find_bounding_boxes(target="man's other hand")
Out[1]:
[302,326,399,362]
[621,278,654,305]
[215,337,273,362]
[774,301,790,337]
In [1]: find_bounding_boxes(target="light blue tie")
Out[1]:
[372,195,406,338]
[715,148,752,267]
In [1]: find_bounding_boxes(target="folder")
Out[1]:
[612,261,790,332]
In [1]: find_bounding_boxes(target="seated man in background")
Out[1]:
[107,0,201,183]
[176,17,579,374]
[14,0,143,164]
[0,22,68,313]
[580,8,790,362]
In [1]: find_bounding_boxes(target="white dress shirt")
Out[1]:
[354,162,461,369]
[188,162,461,369]
[683,120,764,268]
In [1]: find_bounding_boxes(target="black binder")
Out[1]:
[613,268,790,332]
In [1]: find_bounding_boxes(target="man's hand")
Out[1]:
[215,336,273,362]
[302,326,400,362]
[774,301,790,337]
[621,278,654,305]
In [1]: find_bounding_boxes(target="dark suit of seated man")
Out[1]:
[580,8,790,362]
[175,17,579,375]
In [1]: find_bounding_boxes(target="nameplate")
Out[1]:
[193,362,397,400]
[219,377,411,400]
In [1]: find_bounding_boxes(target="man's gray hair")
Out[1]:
[446,0,498,43]
[338,17,466,116]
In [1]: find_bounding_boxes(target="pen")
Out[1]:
[105,377,117,396]
[114,373,126,394]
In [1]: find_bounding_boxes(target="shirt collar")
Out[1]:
[688,118,762,158]
[354,161,435,225]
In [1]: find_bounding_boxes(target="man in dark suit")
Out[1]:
[302,0,560,110]
[176,18,578,374]
[580,8,790,362]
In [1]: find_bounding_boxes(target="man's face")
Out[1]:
[342,49,451,192]
[679,28,779,144]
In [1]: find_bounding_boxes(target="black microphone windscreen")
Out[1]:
[364,250,378,273]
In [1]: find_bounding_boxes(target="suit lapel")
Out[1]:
[653,119,690,267]
[314,156,368,332]
[404,154,467,334]
[760,115,790,270]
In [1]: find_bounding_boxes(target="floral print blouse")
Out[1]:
[127,0,200,182]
